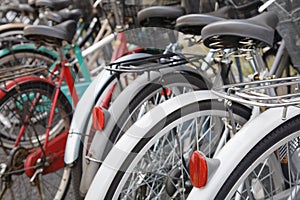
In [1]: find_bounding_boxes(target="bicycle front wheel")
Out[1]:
[216,114,300,200]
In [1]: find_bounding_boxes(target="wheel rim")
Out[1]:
[0,84,72,199]
[227,132,300,200]
[118,109,247,199]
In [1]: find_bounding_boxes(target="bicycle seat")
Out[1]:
[3,3,35,14]
[138,6,185,29]
[58,9,82,22]
[24,20,76,45]
[175,6,235,35]
[35,0,72,10]
[45,9,82,24]
[201,11,278,48]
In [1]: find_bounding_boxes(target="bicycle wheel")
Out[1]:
[0,48,56,77]
[215,114,300,200]
[75,70,209,198]
[0,80,73,199]
[108,71,209,151]
[92,98,251,199]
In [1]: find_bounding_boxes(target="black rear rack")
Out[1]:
[104,52,204,73]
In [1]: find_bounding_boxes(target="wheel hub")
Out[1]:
[165,167,192,198]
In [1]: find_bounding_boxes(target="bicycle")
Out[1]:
[0,0,192,199]
[185,0,300,199]
[67,0,297,197]
[81,0,300,198]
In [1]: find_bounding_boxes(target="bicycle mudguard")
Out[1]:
[85,90,218,199]
[64,53,154,165]
[0,76,55,99]
[83,90,218,199]
[186,106,300,200]
[79,67,210,195]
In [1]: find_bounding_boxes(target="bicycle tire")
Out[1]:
[215,114,300,200]
[0,80,74,200]
[76,70,209,198]
[108,71,209,151]
[95,98,251,199]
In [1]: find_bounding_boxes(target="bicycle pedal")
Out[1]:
[0,163,7,177]
[30,168,44,185]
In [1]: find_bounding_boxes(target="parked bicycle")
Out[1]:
[80,0,300,199]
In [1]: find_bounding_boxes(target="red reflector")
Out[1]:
[92,106,105,130]
[161,88,172,97]
[189,151,208,188]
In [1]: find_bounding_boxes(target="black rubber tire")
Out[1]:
[104,99,251,199]
[215,114,300,200]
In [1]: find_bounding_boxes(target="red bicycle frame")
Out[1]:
[22,60,79,178]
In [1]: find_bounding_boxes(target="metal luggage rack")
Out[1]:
[0,65,48,84]
[212,76,300,108]
[104,52,205,73]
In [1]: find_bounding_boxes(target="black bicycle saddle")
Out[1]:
[24,20,77,45]
[45,9,82,24]
[138,6,185,29]
[175,6,235,35]
[201,11,279,48]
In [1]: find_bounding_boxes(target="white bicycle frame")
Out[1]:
[187,105,300,200]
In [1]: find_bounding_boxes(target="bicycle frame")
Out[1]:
[15,55,80,178]
[64,38,291,192]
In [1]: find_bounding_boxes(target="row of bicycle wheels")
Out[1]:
[0,0,299,200]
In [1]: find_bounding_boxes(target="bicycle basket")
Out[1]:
[100,0,181,28]
[228,0,262,18]
[267,0,300,70]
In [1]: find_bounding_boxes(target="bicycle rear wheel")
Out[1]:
[0,80,73,199]
[76,69,209,198]
[87,97,251,199]
[216,114,300,200]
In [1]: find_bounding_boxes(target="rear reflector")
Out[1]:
[189,151,208,188]
[92,106,105,130]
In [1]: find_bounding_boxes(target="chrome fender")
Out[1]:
[187,106,300,200]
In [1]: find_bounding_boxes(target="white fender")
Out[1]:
[85,90,219,199]
[80,67,209,194]
[187,106,300,200]
[64,70,114,164]
[64,53,155,165]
